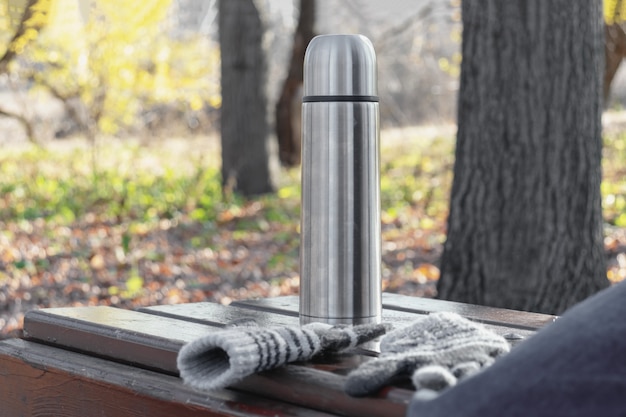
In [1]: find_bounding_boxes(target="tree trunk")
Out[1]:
[275,0,316,167]
[604,23,626,103]
[437,0,608,315]
[218,0,273,196]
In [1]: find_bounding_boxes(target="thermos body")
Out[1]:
[299,35,382,324]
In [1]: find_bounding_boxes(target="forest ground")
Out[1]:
[1,120,625,339]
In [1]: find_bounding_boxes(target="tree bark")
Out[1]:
[275,0,316,167]
[437,0,608,315]
[219,0,273,196]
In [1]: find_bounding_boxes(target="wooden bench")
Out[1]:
[0,293,556,417]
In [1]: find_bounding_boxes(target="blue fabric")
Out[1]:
[407,281,626,417]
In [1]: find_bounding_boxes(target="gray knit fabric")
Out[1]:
[177,321,388,391]
[344,312,510,396]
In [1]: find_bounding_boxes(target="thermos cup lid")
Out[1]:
[303,34,378,100]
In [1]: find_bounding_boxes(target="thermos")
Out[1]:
[299,34,382,325]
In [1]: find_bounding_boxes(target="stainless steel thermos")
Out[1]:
[299,34,382,325]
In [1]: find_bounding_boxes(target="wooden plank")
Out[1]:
[230,296,536,343]
[140,303,416,354]
[235,365,410,417]
[227,300,418,323]
[140,303,443,356]
[140,302,299,327]
[381,293,557,331]
[23,306,412,417]
[15,295,554,417]
[0,338,335,417]
[23,306,213,375]
[140,302,417,331]
[233,293,557,331]
[231,296,300,315]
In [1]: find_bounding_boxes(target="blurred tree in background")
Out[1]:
[0,0,221,144]
[0,0,51,141]
[218,0,273,197]
[275,0,315,167]
[0,0,50,71]
[604,0,626,102]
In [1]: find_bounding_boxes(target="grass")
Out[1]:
[0,140,224,225]
[0,128,625,257]
[0,131,452,237]
[0,127,625,337]
[603,131,626,227]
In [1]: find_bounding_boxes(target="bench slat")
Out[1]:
[0,338,335,417]
[23,306,211,374]
[233,293,557,331]
[140,302,300,327]
[22,306,412,417]
[382,293,557,330]
[230,296,537,342]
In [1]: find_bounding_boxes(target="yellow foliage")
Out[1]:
[6,0,29,26]
[605,0,626,24]
[438,57,450,72]
[5,0,221,135]
[1,0,52,58]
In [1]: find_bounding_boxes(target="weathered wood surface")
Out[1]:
[232,293,557,330]
[153,301,535,344]
[0,338,333,417]
[7,293,555,417]
[22,304,412,417]
[23,306,205,374]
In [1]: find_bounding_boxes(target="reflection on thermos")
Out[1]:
[299,34,382,325]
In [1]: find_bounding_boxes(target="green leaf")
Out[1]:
[122,232,131,254]
[125,275,144,294]
[615,213,626,227]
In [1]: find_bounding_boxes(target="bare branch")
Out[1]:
[0,107,37,145]
[0,0,39,73]
[375,5,435,49]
